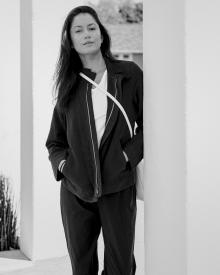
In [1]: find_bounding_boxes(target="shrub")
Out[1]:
[0,174,20,251]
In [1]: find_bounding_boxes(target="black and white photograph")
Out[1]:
[1,0,220,275]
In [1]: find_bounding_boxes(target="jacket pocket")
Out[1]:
[61,149,71,178]
[120,141,131,171]
[119,142,128,170]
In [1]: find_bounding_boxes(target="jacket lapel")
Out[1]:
[80,56,131,151]
[99,73,123,149]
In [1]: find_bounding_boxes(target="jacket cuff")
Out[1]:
[58,159,66,172]
[53,157,65,181]
[49,151,68,181]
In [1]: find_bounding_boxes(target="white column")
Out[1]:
[20,0,34,259]
[144,1,220,274]
[186,0,220,274]
[143,1,186,274]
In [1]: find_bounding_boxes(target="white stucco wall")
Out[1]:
[186,0,220,274]
[0,1,20,227]
[144,0,220,274]
[143,1,186,274]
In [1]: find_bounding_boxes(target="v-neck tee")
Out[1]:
[91,69,107,148]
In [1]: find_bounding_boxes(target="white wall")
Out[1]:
[144,0,220,274]
[143,1,186,274]
[0,1,20,228]
[186,0,220,274]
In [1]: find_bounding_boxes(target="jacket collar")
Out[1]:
[81,55,131,78]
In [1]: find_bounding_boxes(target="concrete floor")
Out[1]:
[0,202,144,275]
[0,243,144,275]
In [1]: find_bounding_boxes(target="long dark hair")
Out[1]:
[53,5,116,111]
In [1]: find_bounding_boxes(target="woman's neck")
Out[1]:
[80,51,106,73]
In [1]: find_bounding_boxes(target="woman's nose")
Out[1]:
[83,29,91,38]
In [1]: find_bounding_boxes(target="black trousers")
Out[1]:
[60,182,137,275]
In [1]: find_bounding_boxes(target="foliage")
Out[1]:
[118,1,143,23]
[93,0,124,24]
[87,0,143,24]
[0,174,20,251]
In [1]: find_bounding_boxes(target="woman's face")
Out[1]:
[70,13,103,56]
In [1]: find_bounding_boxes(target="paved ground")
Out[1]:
[0,244,144,275]
[0,202,144,275]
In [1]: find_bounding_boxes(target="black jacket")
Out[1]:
[45,56,143,202]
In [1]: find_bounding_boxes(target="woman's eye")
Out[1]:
[74,27,95,33]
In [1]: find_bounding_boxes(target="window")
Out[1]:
[113,53,133,61]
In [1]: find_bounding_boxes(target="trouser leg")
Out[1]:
[98,184,137,275]
[60,182,101,275]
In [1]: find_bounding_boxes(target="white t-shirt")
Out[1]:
[91,69,108,148]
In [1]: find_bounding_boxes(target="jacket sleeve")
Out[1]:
[45,104,69,181]
[123,63,143,169]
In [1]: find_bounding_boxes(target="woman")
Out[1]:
[45,5,143,275]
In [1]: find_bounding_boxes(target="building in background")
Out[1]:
[105,23,143,69]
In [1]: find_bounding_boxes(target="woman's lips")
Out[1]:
[84,42,93,45]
